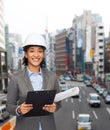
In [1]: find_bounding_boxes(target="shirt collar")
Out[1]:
[27,67,42,77]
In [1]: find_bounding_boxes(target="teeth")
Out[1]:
[33,58,39,62]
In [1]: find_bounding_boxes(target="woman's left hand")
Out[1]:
[43,103,56,113]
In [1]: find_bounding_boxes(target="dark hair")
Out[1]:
[22,57,28,66]
[22,45,46,68]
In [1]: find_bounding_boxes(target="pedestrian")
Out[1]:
[6,33,61,130]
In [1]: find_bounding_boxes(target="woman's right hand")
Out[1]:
[18,102,33,115]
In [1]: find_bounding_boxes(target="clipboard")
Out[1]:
[24,89,56,117]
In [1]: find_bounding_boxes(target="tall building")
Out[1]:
[5,24,10,67]
[72,10,105,80]
[48,32,56,71]
[72,11,95,74]
[67,27,74,74]
[0,0,8,91]
[94,23,105,81]
[44,32,56,71]
[8,33,23,71]
[55,29,68,73]
[5,28,23,71]
[105,38,110,72]
[0,0,5,49]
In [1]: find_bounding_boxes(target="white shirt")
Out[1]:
[27,67,43,91]
[27,67,42,130]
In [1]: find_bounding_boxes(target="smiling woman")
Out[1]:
[6,33,61,130]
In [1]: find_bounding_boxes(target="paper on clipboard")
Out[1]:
[54,87,79,102]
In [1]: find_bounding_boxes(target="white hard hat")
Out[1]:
[23,33,47,49]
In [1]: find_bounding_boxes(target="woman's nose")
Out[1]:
[33,51,40,56]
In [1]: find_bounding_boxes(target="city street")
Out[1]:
[0,81,110,130]
[54,81,110,130]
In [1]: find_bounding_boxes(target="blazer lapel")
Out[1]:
[42,68,49,90]
[23,67,34,91]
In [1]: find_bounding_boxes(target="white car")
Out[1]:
[84,80,92,87]
[64,76,71,81]
[59,80,69,91]
[87,93,101,107]
[77,114,92,130]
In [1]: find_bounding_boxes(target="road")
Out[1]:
[0,81,110,130]
[55,81,110,130]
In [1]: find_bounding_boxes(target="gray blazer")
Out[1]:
[6,67,61,130]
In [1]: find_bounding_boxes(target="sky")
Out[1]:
[4,0,110,38]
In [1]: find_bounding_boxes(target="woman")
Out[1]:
[6,33,61,130]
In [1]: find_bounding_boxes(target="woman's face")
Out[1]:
[25,46,44,68]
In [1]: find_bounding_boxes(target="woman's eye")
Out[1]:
[28,49,43,53]
[29,50,34,52]
[39,50,43,53]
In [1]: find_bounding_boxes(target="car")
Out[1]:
[98,88,106,95]
[59,79,66,85]
[0,105,10,122]
[92,83,98,89]
[76,114,92,130]
[68,75,74,81]
[60,85,69,91]
[87,93,101,107]
[59,80,69,91]
[1,98,7,104]
[84,80,92,87]
[84,75,92,81]
[59,75,64,81]
[77,77,84,82]
[102,90,110,98]
[64,76,71,81]
[104,95,110,104]
[95,85,101,92]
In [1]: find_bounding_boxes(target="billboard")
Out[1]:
[85,26,93,62]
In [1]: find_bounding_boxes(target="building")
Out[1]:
[9,33,23,71]
[72,10,105,80]
[67,27,74,74]
[55,29,68,74]
[44,32,56,71]
[48,32,56,71]
[0,0,8,91]
[94,23,105,81]
[5,25,10,67]
[0,0,5,49]
[5,27,23,72]
[105,36,110,73]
